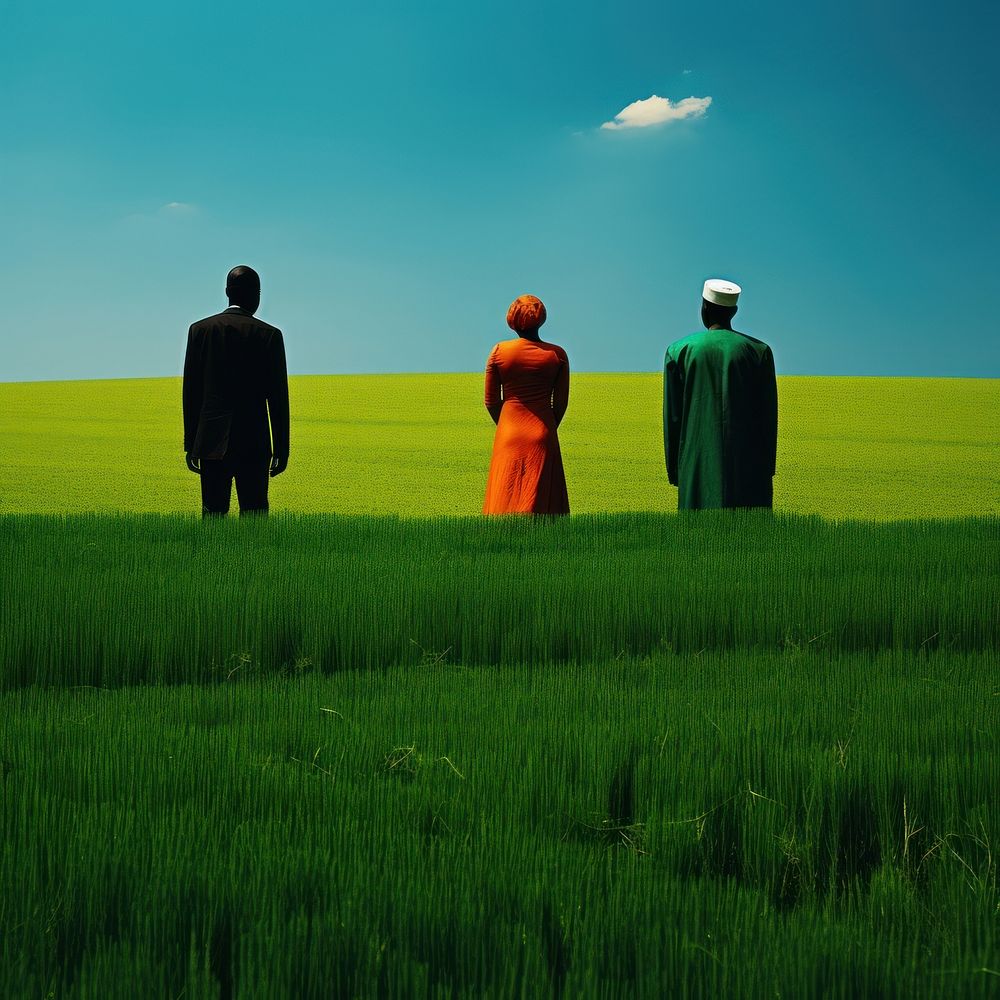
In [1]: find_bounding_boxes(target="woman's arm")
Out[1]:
[552,352,569,427]
[484,346,504,425]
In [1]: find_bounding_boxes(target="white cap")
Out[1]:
[702,278,741,307]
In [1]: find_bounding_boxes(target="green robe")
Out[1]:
[663,328,777,510]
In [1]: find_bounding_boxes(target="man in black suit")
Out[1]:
[183,265,289,516]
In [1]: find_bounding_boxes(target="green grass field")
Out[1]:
[3,513,997,687]
[1,374,997,518]
[2,374,998,996]
[1,513,998,997]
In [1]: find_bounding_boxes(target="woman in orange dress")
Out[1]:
[483,294,570,515]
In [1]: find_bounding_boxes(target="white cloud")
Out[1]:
[601,94,711,131]
[160,201,196,214]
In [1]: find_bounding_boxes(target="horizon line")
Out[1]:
[1,371,997,386]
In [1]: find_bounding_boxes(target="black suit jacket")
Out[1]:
[183,306,290,461]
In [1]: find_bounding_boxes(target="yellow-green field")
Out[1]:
[0,374,996,518]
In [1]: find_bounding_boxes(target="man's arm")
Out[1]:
[267,329,290,476]
[663,349,682,486]
[760,346,778,477]
[182,326,203,472]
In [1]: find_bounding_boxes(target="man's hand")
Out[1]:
[185,452,201,474]
[270,454,288,478]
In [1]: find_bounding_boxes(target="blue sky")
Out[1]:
[2,0,998,380]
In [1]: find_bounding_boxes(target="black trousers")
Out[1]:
[200,454,270,516]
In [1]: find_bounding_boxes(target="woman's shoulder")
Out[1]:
[492,336,530,358]
[494,336,567,361]
[537,338,567,361]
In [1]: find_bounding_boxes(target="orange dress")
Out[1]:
[483,336,570,515]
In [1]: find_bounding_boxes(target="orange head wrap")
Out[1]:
[506,294,547,334]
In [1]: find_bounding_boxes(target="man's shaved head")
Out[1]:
[226,265,261,313]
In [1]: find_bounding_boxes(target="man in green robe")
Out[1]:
[663,279,777,509]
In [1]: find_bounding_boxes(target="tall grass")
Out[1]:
[1,512,996,996]
[1,512,997,690]
[1,656,996,997]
